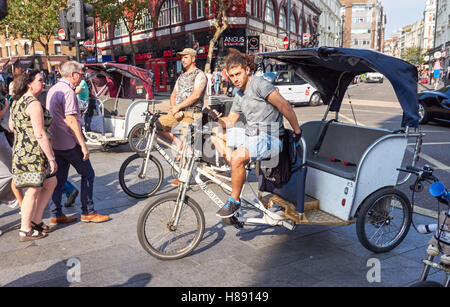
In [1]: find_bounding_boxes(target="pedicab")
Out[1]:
[82,63,154,150]
[137,47,424,260]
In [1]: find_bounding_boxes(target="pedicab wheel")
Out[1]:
[356,187,412,253]
[410,281,443,287]
[128,123,148,153]
[119,153,164,198]
[137,194,205,260]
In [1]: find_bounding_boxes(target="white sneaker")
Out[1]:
[426,244,440,257]
[441,254,450,265]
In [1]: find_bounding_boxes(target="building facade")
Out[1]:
[0,33,75,72]
[424,0,436,50]
[94,0,321,92]
[314,0,343,47]
[340,0,385,52]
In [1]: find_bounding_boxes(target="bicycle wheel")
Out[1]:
[119,153,164,198]
[128,123,148,153]
[356,187,412,253]
[137,193,205,260]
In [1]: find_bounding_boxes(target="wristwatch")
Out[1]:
[178,111,184,117]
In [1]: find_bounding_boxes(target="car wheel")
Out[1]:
[418,102,429,124]
[309,92,321,106]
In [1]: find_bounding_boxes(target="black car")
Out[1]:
[418,86,450,125]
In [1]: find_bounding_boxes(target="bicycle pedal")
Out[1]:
[223,216,244,229]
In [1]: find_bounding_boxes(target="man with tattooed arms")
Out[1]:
[156,48,207,186]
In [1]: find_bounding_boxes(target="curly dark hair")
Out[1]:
[12,69,41,101]
[224,48,256,72]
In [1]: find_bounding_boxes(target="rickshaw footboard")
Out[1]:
[260,194,354,226]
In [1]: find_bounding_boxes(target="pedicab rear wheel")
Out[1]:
[356,187,412,253]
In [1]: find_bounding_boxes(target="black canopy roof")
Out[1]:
[256,47,419,127]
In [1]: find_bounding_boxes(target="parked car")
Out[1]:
[418,86,450,125]
[363,72,384,83]
[262,71,321,106]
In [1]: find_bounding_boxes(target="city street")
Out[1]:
[0,81,448,288]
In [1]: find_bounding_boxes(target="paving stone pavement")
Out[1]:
[0,95,446,287]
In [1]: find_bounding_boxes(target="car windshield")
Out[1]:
[263,72,277,83]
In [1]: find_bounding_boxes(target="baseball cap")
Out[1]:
[177,48,197,57]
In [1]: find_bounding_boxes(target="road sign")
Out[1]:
[302,33,311,44]
[248,36,260,51]
[84,40,94,51]
[58,29,67,41]
[283,36,289,50]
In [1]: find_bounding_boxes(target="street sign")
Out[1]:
[84,40,94,51]
[58,29,67,41]
[302,33,311,44]
[283,36,289,50]
[434,51,442,59]
[248,36,260,51]
[424,55,430,61]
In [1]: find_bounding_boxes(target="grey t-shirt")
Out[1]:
[230,76,284,136]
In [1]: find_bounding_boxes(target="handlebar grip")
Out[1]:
[406,165,423,173]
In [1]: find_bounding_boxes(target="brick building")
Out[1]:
[94,0,321,92]
[340,0,385,52]
[0,33,75,73]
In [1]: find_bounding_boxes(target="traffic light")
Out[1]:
[193,40,200,52]
[58,9,70,41]
[75,0,94,41]
[186,33,194,48]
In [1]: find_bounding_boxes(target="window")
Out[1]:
[158,0,181,27]
[293,73,306,84]
[0,47,2,58]
[197,0,204,18]
[115,19,128,37]
[189,2,193,19]
[6,46,11,57]
[252,0,259,17]
[290,13,296,33]
[55,44,61,55]
[265,0,275,24]
[14,44,18,55]
[141,8,153,30]
[24,43,30,55]
[279,8,287,29]
[275,71,291,84]
[299,16,303,33]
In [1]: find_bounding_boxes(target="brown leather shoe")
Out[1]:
[170,178,180,187]
[81,213,110,223]
[49,215,78,226]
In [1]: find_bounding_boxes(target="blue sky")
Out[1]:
[379,0,427,37]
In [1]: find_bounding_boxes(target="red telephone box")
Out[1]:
[147,59,167,92]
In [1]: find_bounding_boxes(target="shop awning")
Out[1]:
[3,58,18,71]
[17,59,33,69]
[0,59,9,70]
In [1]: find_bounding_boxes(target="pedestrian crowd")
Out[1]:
[0,60,109,241]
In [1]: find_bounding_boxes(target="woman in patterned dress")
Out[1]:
[9,70,58,242]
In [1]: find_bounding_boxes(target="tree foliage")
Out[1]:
[401,46,425,66]
[89,0,152,66]
[0,0,66,70]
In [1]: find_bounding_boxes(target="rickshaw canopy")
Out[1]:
[85,63,154,99]
[256,47,419,127]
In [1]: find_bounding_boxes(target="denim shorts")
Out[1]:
[226,127,282,165]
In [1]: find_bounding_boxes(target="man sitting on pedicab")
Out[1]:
[210,49,302,218]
